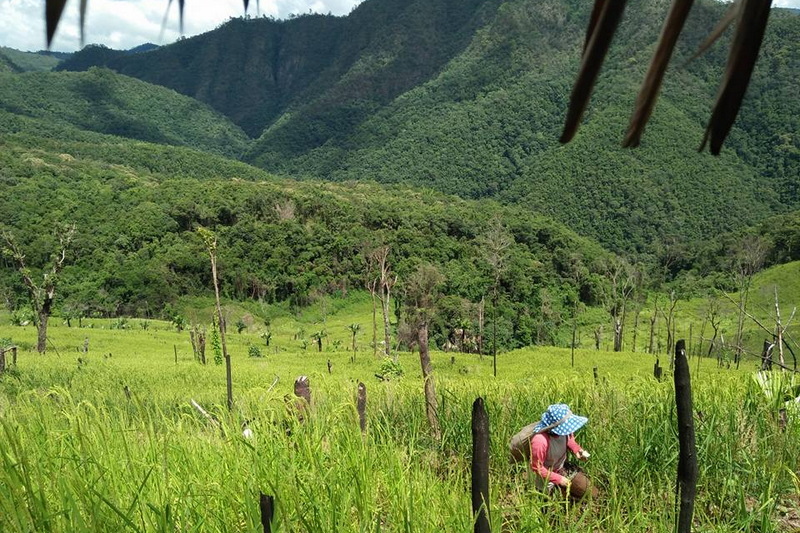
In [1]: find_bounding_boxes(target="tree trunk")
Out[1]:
[478,297,484,358]
[648,313,656,354]
[632,308,640,352]
[471,398,490,533]
[371,291,378,358]
[613,316,622,352]
[418,321,441,441]
[37,310,49,353]
[382,287,393,361]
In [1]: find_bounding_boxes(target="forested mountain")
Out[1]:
[55,0,799,254]
[0,68,250,157]
[0,47,64,72]
[0,132,610,348]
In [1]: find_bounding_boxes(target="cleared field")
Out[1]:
[0,320,798,532]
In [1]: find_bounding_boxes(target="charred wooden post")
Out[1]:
[0,348,5,374]
[674,340,697,533]
[451,356,456,366]
[327,359,332,374]
[653,358,662,381]
[259,493,275,533]
[471,397,490,533]
[11,346,17,366]
[357,382,367,433]
[294,376,311,423]
[593,366,599,383]
[761,339,775,371]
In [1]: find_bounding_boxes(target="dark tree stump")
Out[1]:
[259,493,274,533]
[674,340,697,533]
[357,382,367,433]
[471,397,490,533]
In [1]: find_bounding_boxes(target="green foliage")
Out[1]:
[0,68,249,157]
[247,344,262,358]
[235,319,247,334]
[0,47,63,72]
[377,357,404,379]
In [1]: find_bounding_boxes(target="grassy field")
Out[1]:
[1,312,799,532]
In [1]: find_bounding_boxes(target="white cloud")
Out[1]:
[0,0,364,52]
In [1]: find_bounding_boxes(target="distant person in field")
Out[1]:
[510,403,590,495]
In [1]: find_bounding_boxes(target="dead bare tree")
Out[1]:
[605,258,635,352]
[731,235,769,368]
[2,224,76,353]
[198,227,233,411]
[479,218,513,378]
[649,296,660,355]
[371,245,397,362]
[363,248,380,358]
[404,263,444,441]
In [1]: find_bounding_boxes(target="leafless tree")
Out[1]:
[731,235,769,368]
[479,218,513,377]
[404,263,444,441]
[2,224,76,353]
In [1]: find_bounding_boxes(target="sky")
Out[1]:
[0,0,365,52]
[0,0,798,53]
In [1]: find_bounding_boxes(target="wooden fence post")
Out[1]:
[653,358,662,381]
[593,366,599,383]
[471,397,490,533]
[11,346,17,366]
[357,382,367,433]
[0,348,5,374]
[327,359,332,374]
[174,344,178,364]
[259,493,275,533]
[674,339,697,533]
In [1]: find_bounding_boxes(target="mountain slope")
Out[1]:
[58,1,501,138]
[43,0,800,253]
[0,68,249,157]
[0,132,611,348]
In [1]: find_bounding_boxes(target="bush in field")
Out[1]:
[378,357,403,379]
[236,319,247,334]
[211,315,223,365]
[248,345,262,358]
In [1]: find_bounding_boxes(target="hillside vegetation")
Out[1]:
[56,0,800,254]
[0,132,611,350]
[0,68,249,158]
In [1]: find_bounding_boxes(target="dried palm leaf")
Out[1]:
[45,0,68,48]
[79,0,88,45]
[685,0,741,65]
[701,0,772,154]
[624,0,695,147]
[561,0,628,144]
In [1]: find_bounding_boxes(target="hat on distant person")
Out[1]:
[532,403,588,436]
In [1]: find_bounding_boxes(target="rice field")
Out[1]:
[0,319,798,532]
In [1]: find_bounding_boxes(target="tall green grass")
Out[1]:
[0,320,797,532]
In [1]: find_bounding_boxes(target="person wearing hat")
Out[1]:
[529,403,590,493]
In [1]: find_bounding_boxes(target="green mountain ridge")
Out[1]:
[0,68,250,158]
[0,132,611,349]
[53,0,799,254]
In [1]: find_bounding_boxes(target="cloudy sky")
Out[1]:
[0,0,365,52]
[1,0,799,53]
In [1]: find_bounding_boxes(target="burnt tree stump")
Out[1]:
[259,493,275,533]
[674,340,697,533]
[471,397,490,533]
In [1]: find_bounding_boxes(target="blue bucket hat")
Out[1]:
[532,403,588,436]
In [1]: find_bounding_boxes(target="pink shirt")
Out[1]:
[529,433,583,487]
